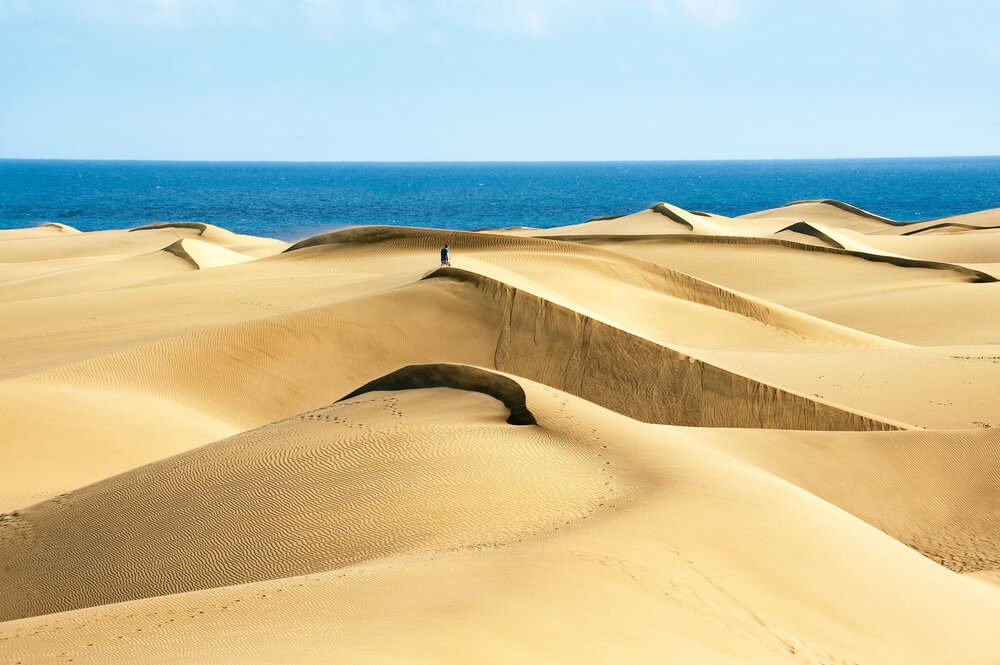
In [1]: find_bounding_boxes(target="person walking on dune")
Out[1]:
[440,243,451,267]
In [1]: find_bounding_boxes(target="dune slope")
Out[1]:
[0,376,611,621]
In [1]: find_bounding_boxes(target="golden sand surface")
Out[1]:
[2,201,999,663]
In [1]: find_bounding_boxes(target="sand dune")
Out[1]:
[503,202,742,238]
[162,238,257,269]
[130,221,288,257]
[739,198,905,231]
[901,221,1000,235]
[773,220,909,257]
[569,234,1000,343]
[881,205,1000,233]
[0,375,609,620]
[846,227,1000,267]
[39,222,81,233]
[3,201,1000,663]
[739,199,1000,271]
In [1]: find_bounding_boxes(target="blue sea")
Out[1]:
[2,157,999,242]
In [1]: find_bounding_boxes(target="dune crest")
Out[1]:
[780,198,903,224]
[573,232,997,283]
[649,202,695,229]
[340,363,537,425]
[131,221,217,236]
[900,221,1000,236]
[40,222,81,233]
[650,202,743,235]
[162,238,256,269]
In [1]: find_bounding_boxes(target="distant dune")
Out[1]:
[2,203,1000,663]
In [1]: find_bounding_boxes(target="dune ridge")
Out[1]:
[39,222,81,233]
[772,220,910,257]
[548,232,998,282]
[162,238,256,269]
[649,201,695,229]
[777,199,904,224]
[901,221,1000,236]
[130,221,216,235]
[287,225,923,346]
[340,363,537,425]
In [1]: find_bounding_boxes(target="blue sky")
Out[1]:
[1,0,998,161]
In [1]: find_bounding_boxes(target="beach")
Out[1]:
[2,199,1000,663]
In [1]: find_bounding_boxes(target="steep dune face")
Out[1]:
[427,269,901,430]
[3,202,1000,664]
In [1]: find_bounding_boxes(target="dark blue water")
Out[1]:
[2,158,998,241]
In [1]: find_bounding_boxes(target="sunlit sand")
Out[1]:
[2,201,1000,663]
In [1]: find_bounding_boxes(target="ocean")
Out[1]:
[2,157,999,242]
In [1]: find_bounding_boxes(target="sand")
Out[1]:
[1,204,999,663]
